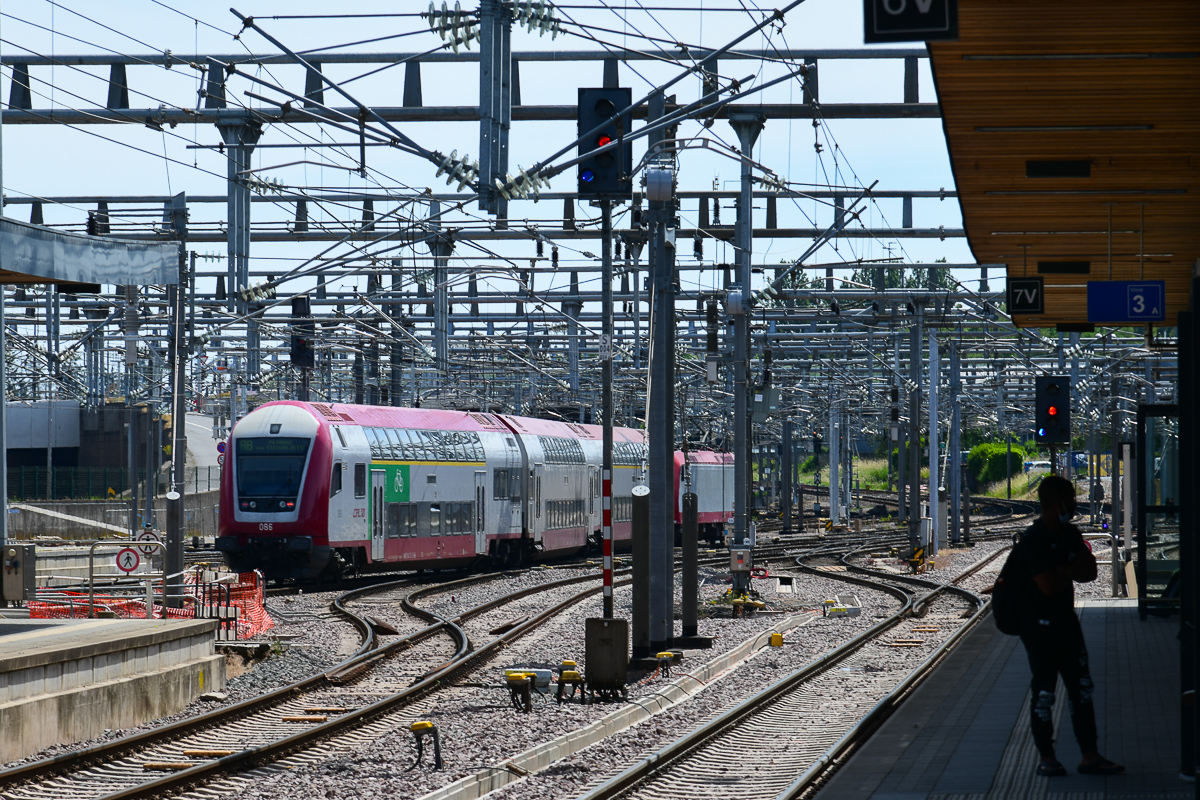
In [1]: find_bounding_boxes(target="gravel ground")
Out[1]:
[208,567,902,800]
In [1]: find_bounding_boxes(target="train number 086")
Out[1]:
[259,523,274,531]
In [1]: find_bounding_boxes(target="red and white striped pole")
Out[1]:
[602,468,613,617]
[600,200,614,619]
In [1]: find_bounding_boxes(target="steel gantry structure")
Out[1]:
[0,4,1177,567]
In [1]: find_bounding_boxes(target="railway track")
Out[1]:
[0,568,619,800]
[571,544,1009,800]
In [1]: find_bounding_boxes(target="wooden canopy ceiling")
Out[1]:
[928,0,1199,329]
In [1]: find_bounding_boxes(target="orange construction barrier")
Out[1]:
[27,571,273,640]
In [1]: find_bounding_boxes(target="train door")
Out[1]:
[589,466,597,516]
[370,469,386,561]
[474,470,487,555]
[534,463,543,525]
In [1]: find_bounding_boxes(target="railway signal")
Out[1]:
[577,88,633,198]
[289,295,316,369]
[1034,375,1071,444]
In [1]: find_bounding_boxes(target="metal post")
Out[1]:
[428,200,453,375]
[646,121,676,653]
[601,200,614,619]
[949,342,961,545]
[631,484,650,659]
[929,333,939,556]
[829,410,840,526]
[166,193,188,607]
[729,113,762,598]
[217,122,262,389]
[682,491,698,637]
[908,306,922,554]
[125,286,138,536]
[1007,432,1012,499]
[781,418,792,534]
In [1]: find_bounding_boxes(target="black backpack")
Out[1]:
[990,549,1023,635]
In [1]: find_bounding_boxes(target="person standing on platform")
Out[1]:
[1010,474,1124,777]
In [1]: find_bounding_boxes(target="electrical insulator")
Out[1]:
[694,234,703,261]
[551,246,559,268]
[536,239,544,258]
[712,198,720,226]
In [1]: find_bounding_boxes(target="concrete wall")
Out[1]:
[8,490,220,539]
[6,401,81,449]
[0,620,225,763]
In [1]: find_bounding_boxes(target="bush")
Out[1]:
[967,443,1025,489]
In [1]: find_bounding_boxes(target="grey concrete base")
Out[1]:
[0,653,224,763]
[0,618,225,763]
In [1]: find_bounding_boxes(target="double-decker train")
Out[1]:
[216,401,734,580]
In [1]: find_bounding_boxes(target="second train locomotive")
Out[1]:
[216,401,734,579]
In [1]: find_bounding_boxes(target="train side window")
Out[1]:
[354,464,367,498]
[386,503,401,538]
[429,504,440,535]
[406,504,418,536]
[446,502,460,533]
[330,461,343,497]
[493,468,507,500]
[334,426,347,448]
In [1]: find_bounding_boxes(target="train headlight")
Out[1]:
[279,501,287,509]
[249,501,257,509]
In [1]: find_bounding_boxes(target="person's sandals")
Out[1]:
[1078,758,1125,775]
[1037,760,1068,777]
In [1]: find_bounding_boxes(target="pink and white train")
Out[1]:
[216,401,734,579]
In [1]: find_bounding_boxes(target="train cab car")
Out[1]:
[216,402,337,579]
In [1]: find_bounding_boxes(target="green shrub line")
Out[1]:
[967,442,1025,489]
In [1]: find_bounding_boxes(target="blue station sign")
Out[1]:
[1086,281,1166,323]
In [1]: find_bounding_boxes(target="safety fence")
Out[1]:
[7,465,222,501]
[26,569,273,640]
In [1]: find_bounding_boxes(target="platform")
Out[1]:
[0,617,225,764]
[814,599,1188,800]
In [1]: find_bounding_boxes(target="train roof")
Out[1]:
[681,450,734,464]
[496,414,645,443]
[247,401,655,446]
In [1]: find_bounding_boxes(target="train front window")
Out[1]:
[235,437,310,513]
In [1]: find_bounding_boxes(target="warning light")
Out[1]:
[580,169,596,183]
[597,134,612,147]
[1047,405,1058,417]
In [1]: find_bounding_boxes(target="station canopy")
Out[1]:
[0,216,179,288]
[929,0,1199,329]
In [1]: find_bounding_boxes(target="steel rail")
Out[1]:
[572,543,1003,800]
[573,558,915,800]
[772,546,1011,799]
[0,568,555,795]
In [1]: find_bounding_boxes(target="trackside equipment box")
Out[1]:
[585,616,628,692]
[3,545,36,601]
